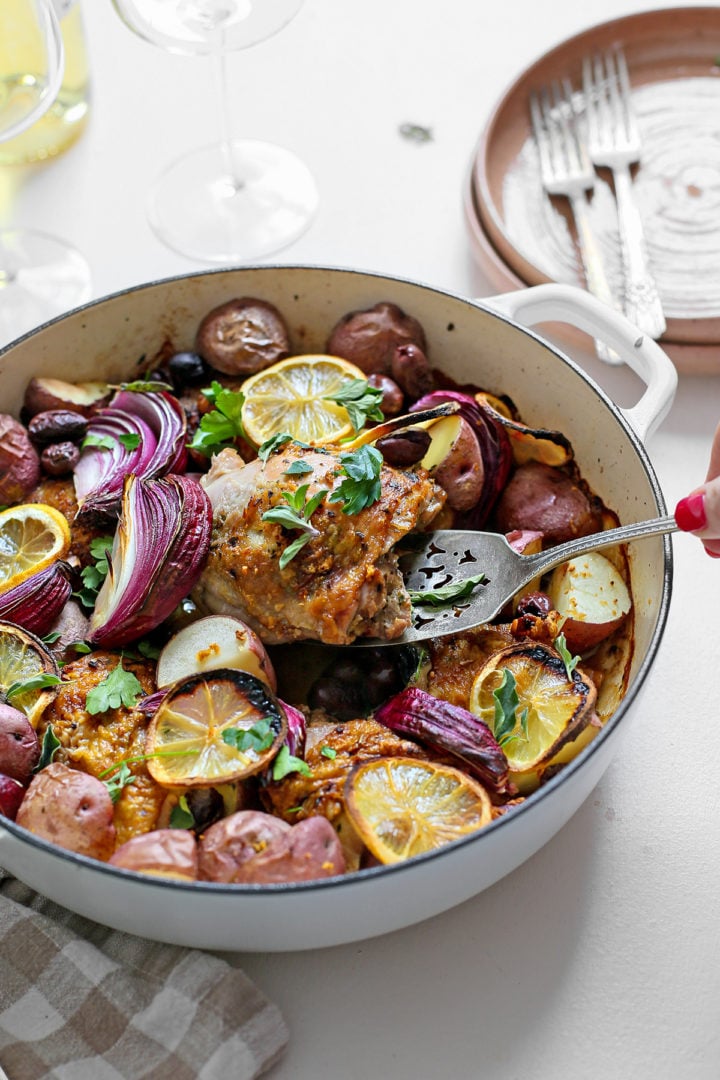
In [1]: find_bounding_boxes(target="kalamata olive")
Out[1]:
[144,366,174,388]
[308,676,368,720]
[195,297,290,375]
[376,428,431,467]
[365,660,404,707]
[516,591,553,618]
[27,409,87,445]
[367,373,404,416]
[41,440,80,476]
[326,302,427,376]
[390,343,436,399]
[168,351,208,387]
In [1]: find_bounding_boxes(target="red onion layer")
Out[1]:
[0,562,72,636]
[88,473,212,648]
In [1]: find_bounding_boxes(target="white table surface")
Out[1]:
[7,1,720,1077]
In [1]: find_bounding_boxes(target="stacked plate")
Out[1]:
[465,7,720,374]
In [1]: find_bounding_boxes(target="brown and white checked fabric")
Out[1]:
[0,872,288,1080]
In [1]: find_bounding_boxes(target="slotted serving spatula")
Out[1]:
[362,513,678,646]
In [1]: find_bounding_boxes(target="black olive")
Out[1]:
[516,591,553,618]
[168,351,208,387]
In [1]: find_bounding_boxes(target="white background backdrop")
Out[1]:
[7,1,720,1077]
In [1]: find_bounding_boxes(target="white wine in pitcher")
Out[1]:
[0,0,90,165]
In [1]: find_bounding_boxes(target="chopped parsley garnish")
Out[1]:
[408,573,487,607]
[76,535,114,607]
[258,432,293,461]
[41,631,62,645]
[102,760,136,803]
[324,378,384,432]
[118,432,142,451]
[82,432,116,452]
[492,668,529,748]
[328,445,383,515]
[284,459,314,477]
[85,664,144,715]
[272,745,312,781]
[222,718,275,754]
[320,745,337,760]
[188,381,247,456]
[169,794,195,829]
[261,483,329,569]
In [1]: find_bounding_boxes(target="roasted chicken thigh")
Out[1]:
[195,444,444,645]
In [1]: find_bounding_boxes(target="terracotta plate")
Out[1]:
[472,6,720,353]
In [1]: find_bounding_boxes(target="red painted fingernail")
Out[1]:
[675,491,707,532]
[704,545,720,559]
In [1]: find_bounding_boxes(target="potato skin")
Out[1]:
[432,417,485,512]
[198,810,291,883]
[326,302,427,377]
[198,810,345,884]
[195,298,290,375]
[109,829,198,880]
[0,415,41,503]
[0,703,39,784]
[493,462,603,544]
[17,762,116,860]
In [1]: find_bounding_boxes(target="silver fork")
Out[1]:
[530,79,620,364]
[582,48,666,339]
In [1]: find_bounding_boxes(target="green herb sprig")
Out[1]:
[6,672,62,700]
[272,744,312,781]
[261,484,328,569]
[409,573,487,608]
[85,664,144,715]
[222,718,275,754]
[76,535,114,607]
[189,381,247,456]
[324,378,384,432]
[492,668,529,748]
[328,445,383,515]
[555,633,580,682]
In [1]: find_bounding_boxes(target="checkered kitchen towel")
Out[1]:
[0,872,288,1080]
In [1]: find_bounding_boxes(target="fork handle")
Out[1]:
[568,192,622,365]
[520,513,678,583]
[612,164,667,340]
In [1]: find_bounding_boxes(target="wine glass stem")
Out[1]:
[212,49,245,192]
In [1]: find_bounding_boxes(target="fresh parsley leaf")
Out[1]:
[261,484,328,568]
[258,432,293,461]
[328,445,383,515]
[320,745,337,760]
[118,432,142,451]
[189,381,247,456]
[492,668,528,748]
[6,673,62,700]
[35,724,61,772]
[409,573,487,607]
[555,633,580,681]
[102,760,136,804]
[324,378,384,432]
[82,432,116,452]
[222,718,275,754]
[272,745,312,781]
[85,664,144,715]
[169,794,195,829]
[76,535,114,607]
[284,459,314,477]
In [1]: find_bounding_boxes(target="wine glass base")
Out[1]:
[147,139,319,263]
[0,229,92,346]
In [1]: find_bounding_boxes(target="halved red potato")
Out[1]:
[109,829,199,880]
[23,377,111,418]
[420,414,484,511]
[547,551,632,654]
[156,615,277,690]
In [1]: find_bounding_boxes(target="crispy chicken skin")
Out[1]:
[195,445,445,645]
[38,651,168,847]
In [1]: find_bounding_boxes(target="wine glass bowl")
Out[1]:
[111,0,318,263]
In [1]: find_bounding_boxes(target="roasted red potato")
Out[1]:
[109,828,199,880]
[16,762,116,861]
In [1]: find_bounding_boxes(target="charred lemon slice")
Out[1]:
[0,503,71,594]
[468,642,596,793]
[0,621,60,726]
[146,669,287,788]
[345,756,492,864]
[241,354,366,447]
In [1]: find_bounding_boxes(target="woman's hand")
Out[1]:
[674,420,720,557]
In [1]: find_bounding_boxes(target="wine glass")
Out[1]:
[111,0,319,263]
[0,0,92,346]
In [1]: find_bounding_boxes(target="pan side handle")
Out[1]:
[478,283,677,443]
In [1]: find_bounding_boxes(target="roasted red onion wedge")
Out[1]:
[74,389,187,520]
[0,561,72,637]
[88,473,212,647]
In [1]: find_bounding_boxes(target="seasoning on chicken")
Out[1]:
[37,651,168,847]
[195,444,445,645]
